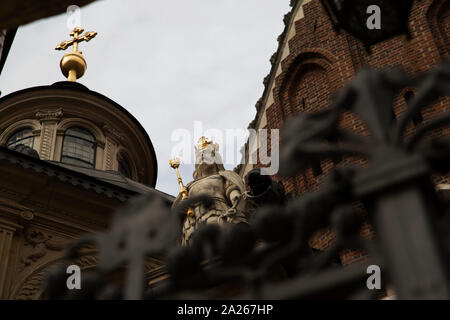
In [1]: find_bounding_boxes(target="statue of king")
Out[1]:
[172,137,248,245]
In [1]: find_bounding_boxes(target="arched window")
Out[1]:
[61,127,96,168]
[6,127,34,149]
[118,157,132,179]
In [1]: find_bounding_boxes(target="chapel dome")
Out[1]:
[0,81,158,187]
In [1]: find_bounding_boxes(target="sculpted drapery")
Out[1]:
[172,138,248,245]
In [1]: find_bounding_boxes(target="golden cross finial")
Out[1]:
[55,27,97,52]
[55,27,98,82]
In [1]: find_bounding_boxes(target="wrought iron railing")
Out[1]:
[44,61,450,300]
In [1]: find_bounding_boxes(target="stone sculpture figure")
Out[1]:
[172,137,248,245]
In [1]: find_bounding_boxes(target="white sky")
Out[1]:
[0,0,291,196]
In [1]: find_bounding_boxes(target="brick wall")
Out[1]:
[254,0,450,266]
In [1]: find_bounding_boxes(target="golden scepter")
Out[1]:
[169,158,194,217]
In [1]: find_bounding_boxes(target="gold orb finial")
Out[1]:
[55,27,97,82]
[169,158,181,169]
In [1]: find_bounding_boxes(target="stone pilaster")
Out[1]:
[103,137,116,170]
[102,124,123,171]
[0,221,18,299]
[35,108,63,160]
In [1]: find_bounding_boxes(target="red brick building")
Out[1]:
[240,0,450,265]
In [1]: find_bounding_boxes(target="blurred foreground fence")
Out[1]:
[45,61,450,300]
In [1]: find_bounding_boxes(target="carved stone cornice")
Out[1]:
[0,151,131,202]
[35,108,63,122]
[0,198,34,226]
[102,124,124,143]
[0,217,22,231]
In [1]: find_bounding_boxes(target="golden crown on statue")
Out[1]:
[196,136,213,150]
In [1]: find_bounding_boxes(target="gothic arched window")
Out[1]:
[6,127,34,149]
[61,127,96,168]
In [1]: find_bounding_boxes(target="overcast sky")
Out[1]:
[0,0,290,196]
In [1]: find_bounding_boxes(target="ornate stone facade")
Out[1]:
[0,81,166,299]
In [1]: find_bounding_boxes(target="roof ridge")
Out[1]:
[236,0,304,175]
[249,0,301,128]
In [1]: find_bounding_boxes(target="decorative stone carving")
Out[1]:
[20,228,66,268]
[104,138,114,170]
[14,254,98,300]
[102,124,123,143]
[20,209,34,221]
[35,108,63,122]
[14,268,46,300]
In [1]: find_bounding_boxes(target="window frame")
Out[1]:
[6,127,35,149]
[118,156,133,179]
[61,127,97,168]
